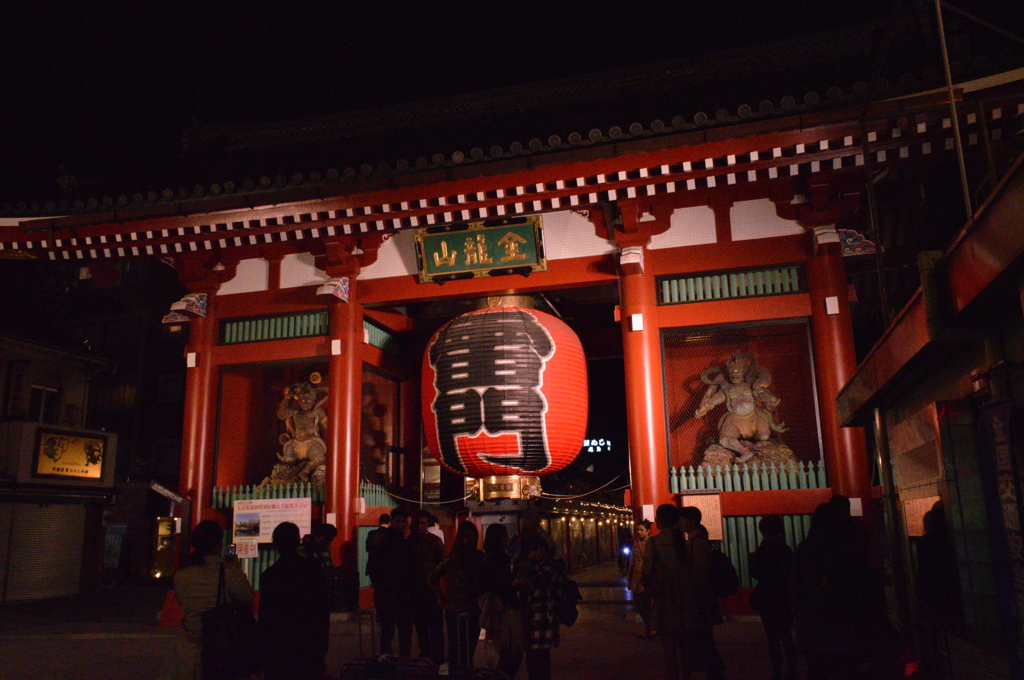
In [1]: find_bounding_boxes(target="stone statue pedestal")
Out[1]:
[699,440,797,469]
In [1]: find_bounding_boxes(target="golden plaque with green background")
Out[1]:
[414,216,546,283]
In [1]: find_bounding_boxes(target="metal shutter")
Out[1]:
[2,503,86,602]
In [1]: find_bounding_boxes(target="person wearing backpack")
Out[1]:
[680,506,725,680]
[511,529,567,680]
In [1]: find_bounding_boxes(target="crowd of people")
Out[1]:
[366,507,568,680]
[157,493,892,680]
[158,519,338,680]
[625,495,895,680]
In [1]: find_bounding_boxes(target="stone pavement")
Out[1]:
[0,563,779,680]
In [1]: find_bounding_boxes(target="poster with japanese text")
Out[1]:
[232,497,311,544]
[679,492,724,541]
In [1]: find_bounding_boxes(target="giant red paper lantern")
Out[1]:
[422,307,588,478]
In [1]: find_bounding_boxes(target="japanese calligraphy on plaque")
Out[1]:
[33,428,106,479]
[413,216,546,283]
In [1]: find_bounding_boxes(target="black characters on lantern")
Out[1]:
[428,309,555,473]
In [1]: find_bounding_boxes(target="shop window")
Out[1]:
[663,321,822,469]
[28,385,59,424]
[3,359,31,419]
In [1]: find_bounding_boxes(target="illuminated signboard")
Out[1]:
[414,216,546,283]
[33,428,106,479]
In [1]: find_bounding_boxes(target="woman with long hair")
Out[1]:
[429,520,485,671]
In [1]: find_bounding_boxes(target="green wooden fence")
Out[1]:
[669,460,827,494]
[221,310,330,344]
[210,482,325,508]
[671,461,826,590]
[359,480,403,508]
[659,265,802,305]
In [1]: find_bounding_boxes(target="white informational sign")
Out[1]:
[232,497,312,544]
[235,540,258,559]
[679,492,724,541]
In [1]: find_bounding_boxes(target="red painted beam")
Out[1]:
[212,336,328,366]
[646,234,808,276]
[714,488,834,516]
[656,293,811,329]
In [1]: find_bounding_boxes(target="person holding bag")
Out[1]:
[479,524,524,677]
[158,520,255,680]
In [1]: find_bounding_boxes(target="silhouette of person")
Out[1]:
[429,521,485,670]
[749,515,797,680]
[643,504,698,680]
[409,509,446,664]
[368,507,414,657]
[259,521,331,680]
[679,506,725,680]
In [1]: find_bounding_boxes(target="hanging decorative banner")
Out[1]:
[422,307,588,477]
[414,216,546,283]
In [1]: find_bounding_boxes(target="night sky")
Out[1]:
[0,1,932,202]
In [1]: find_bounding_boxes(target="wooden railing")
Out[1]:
[669,460,828,494]
[210,482,324,509]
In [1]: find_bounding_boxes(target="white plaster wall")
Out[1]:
[279,252,330,289]
[648,206,717,249]
[360,230,418,280]
[730,198,804,241]
[541,210,616,260]
[218,258,269,295]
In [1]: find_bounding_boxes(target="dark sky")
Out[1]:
[0,1,888,200]
[1,1,1020,202]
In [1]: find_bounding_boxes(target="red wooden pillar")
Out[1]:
[806,226,872,507]
[178,283,219,524]
[619,246,671,518]
[324,284,363,567]
[321,238,381,569]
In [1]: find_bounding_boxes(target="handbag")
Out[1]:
[201,564,260,680]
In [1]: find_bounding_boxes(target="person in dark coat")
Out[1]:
[429,520,485,670]
[748,515,797,680]
[369,507,414,657]
[259,521,331,680]
[643,504,699,680]
[408,509,446,664]
[679,505,725,680]
[792,503,869,680]
[480,523,524,678]
[365,513,390,583]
